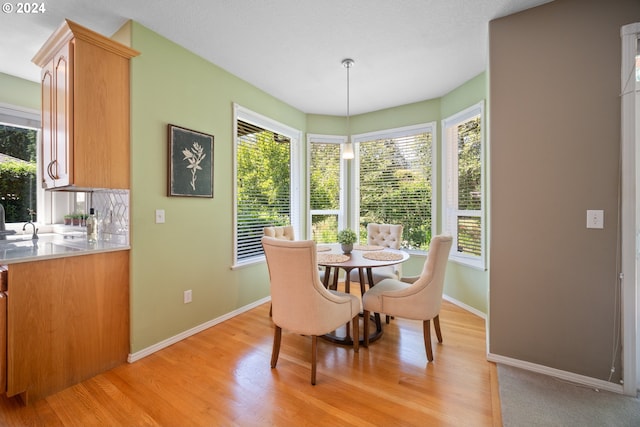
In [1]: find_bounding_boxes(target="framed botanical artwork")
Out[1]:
[168,124,214,197]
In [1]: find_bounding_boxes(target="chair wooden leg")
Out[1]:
[423,319,434,362]
[271,326,281,368]
[311,335,318,385]
[363,310,370,347]
[433,314,443,343]
[352,314,359,352]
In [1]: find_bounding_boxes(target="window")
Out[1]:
[0,103,40,225]
[308,134,347,243]
[354,123,434,251]
[233,105,300,266]
[442,101,485,268]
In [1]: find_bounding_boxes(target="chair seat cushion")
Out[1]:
[329,290,361,318]
[362,278,410,315]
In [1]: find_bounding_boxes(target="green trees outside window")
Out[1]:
[236,120,291,260]
[309,142,341,243]
[359,132,433,250]
[0,124,37,223]
[443,102,484,265]
[455,117,482,256]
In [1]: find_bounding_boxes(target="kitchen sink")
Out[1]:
[0,240,40,256]
[0,239,83,259]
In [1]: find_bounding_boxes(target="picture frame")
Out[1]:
[168,124,214,198]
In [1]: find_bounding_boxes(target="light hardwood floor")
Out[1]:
[0,298,502,426]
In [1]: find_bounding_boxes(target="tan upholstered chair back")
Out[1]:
[367,223,403,249]
[263,225,295,241]
[373,235,452,321]
[261,237,358,336]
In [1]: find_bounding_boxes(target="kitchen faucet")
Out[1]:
[23,221,38,240]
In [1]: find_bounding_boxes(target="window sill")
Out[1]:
[449,255,486,271]
[231,256,266,270]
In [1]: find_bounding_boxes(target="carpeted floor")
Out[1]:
[498,364,640,427]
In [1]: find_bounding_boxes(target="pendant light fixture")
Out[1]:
[342,58,355,159]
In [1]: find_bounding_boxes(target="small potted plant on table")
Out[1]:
[337,228,357,254]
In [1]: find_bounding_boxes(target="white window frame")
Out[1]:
[352,122,436,252]
[441,101,485,269]
[0,103,43,225]
[232,103,301,268]
[307,133,348,240]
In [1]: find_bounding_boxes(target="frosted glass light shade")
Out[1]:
[342,141,354,159]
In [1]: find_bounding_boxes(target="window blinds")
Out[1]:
[309,141,341,242]
[444,109,482,260]
[358,132,432,250]
[455,117,482,256]
[236,119,291,261]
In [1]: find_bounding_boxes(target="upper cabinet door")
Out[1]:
[40,60,55,189]
[52,43,72,188]
[40,41,73,189]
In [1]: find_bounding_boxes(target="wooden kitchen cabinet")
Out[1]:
[32,20,139,190]
[5,251,129,403]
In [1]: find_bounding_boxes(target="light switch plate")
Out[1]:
[586,210,604,229]
[155,209,165,224]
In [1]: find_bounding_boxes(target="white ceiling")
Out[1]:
[0,0,552,115]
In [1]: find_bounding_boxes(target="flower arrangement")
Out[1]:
[337,228,357,245]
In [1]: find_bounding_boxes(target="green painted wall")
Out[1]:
[128,23,306,352]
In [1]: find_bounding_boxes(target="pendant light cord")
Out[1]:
[346,60,351,141]
[342,58,355,159]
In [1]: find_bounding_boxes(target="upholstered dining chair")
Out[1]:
[263,225,295,240]
[362,234,453,362]
[262,236,360,385]
[262,226,330,315]
[349,223,404,292]
[263,225,295,316]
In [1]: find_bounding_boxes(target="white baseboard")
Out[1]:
[443,293,487,319]
[487,353,625,395]
[127,296,271,363]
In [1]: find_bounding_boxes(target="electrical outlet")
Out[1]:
[586,210,604,229]
[184,289,192,304]
[155,209,165,224]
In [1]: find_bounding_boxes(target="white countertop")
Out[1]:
[0,234,129,264]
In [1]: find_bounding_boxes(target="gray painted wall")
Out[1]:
[489,0,640,382]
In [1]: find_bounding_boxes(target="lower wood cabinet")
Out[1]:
[5,251,129,403]
[0,290,6,394]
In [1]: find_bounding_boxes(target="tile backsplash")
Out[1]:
[90,190,129,244]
